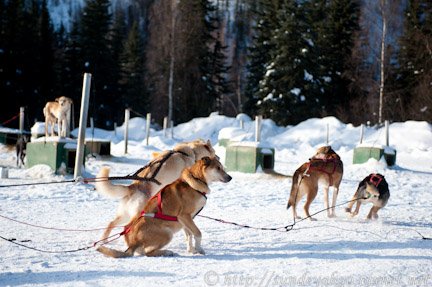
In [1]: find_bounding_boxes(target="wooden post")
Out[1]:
[90,117,94,135]
[74,73,92,179]
[124,109,130,154]
[326,123,329,145]
[240,119,244,130]
[255,115,262,142]
[163,116,168,137]
[145,113,151,146]
[359,124,364,144]
[385,120,389,146]
[170,120,174,139]
[19,107,24,134]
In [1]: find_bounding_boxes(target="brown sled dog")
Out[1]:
[345,173,390,220]
[95,139,216,240]
[97,157,232,258]
[286,146,343,221]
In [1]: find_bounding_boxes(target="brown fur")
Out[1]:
[96,157,232,258]
[287,146,343,220]
[95,139,216,240]
[43,96,73,137]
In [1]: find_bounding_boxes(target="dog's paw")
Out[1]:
[195,247,206,255]
[327,213,337,218]
[161,250,177,257]
[308,217,317,222]
[188,247,205,255]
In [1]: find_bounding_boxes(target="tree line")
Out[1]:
[0,0,430,132]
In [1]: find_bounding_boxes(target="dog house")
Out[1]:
[353,145,396,166]
[225,142,275,173]
[85,140,111,156]
[26,139,84,174]
[0,128,21,145]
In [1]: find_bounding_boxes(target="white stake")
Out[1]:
[19,107,24,134]
[163,116,168,137]
[124,109,130,154]
[385,120,389,146]
[74,73,92,179]
[359,124,364,144]
[255,115,262,142]
[145,113,151,146]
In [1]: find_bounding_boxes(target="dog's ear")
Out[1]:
[202,156,211,166]
[206,139,212,146]
[55,97,60,102]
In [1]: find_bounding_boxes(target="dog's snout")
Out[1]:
[224,174,232,182]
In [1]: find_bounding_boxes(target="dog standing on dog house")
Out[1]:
[43,96,73,138]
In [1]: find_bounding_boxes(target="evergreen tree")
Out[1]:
[307,0,360,115]
[36,0,56,115]
[80,0,114,128]
[110,6,128,121]
[244,0,283,117]
[0,0,56,124]
[60,18,83,106]
[173,0,230,123]
[396,0,432,121]
[255,0,317,125]
[120,21,148,114]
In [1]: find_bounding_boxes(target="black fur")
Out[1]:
[16,135,28,167]
[358,173,390,203]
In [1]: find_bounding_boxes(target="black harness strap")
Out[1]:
[129,150,190,185]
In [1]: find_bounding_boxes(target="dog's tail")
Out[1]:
[96,246,134,258]
[95,166,130,199]
[286,166,304,209]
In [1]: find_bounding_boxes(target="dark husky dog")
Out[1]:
[16,134,28,167]
[345,173,390,220]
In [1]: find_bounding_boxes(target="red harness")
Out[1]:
[121,184,207,236]
[369,173,384,187]
[304,158,340,186]
[141,189,179,221]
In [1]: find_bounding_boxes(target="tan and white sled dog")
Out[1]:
[286,146,343,221]
[345,173,390,220]
[97,156,232,258]
[43,96,73,137]
[95,139,216,240]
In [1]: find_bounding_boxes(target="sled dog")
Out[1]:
[286,146,343,220]
[97,156,232,258]
[345,173,390,220]
[16,134,28,167]
[43,96,73,137]
[95,139,216,240]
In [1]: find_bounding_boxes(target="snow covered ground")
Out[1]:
[0,114,431,287]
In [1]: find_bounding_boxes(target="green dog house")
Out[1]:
[353,144,396,166]
[26,138,82,174]
[225,142,275,173]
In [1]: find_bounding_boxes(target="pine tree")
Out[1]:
[244,0,283,117]
[173,0,230,123]
[120,21,148,114]
[0,0,58,124]
[307,0,360,115]
[396,0,432,121]
[255,0,318,125]
[110,6,128,121]
[37,0,55,113]
[80,0,114,128]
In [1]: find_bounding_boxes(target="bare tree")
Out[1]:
[346,0,404,125]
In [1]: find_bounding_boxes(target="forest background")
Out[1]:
[0,0,430,130]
